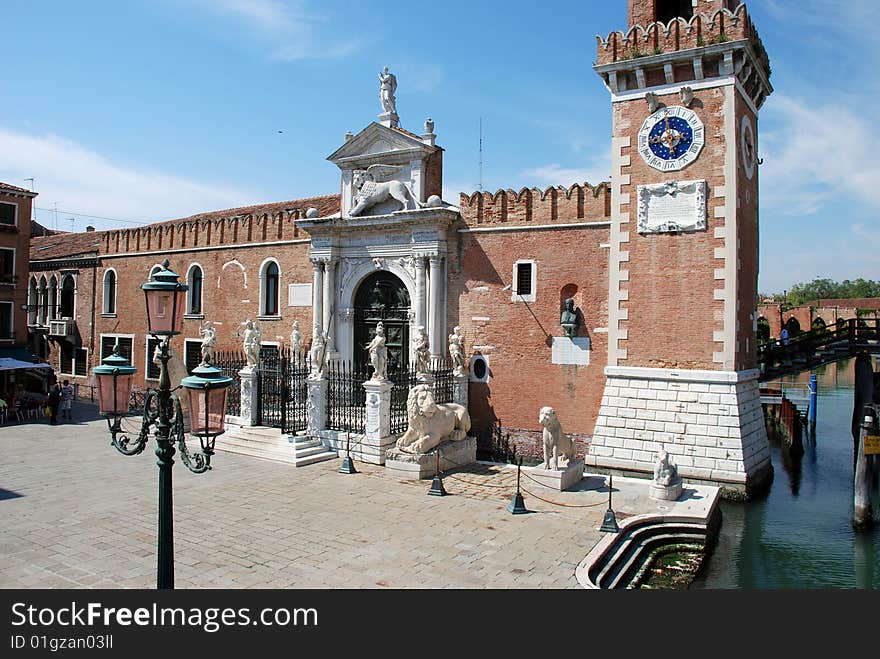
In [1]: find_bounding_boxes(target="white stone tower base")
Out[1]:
[585,367,772,497]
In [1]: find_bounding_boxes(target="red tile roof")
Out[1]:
[0,181,38,197]
[29,192,341,261]
[30,231,102,261]
[147,193,341,228]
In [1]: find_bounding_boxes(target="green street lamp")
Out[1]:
[93,259,231,590]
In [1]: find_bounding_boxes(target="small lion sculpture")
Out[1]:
[539,406,574,471]
[396,384,471,455]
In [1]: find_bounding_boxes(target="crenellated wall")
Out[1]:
[598,3,766,68]
[102,210,311,256]
[458,182,611,227]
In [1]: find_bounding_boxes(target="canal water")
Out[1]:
[693,358,880,589]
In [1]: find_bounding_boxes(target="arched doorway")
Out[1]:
[353,271,411,372]
[756,317,770,345]
[784,316,801,337]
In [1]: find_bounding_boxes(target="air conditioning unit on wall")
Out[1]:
[49,319,73,337]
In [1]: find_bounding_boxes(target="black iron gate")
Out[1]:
[215,349,247,417]
[257,347,310,433]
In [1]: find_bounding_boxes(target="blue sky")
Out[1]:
[1,0,877,294]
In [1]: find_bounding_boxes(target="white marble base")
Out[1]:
[385,437,477,480]
[649,479,684,501]
[529,458,585,492]
[586,366,771,492]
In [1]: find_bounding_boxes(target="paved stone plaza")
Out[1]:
[1,403,711,589]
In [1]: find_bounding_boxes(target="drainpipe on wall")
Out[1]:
[89,260,97,380]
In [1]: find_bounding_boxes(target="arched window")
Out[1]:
[811,317,827,335]
[260,260,280,317]
[60,274,75,319]
[186,264,203,315]
[103,269,117,315]
[48,276,58,321]
[28,277,37,325]
[38,276,48,326]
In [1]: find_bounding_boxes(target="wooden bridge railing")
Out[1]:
[758,318,880,381]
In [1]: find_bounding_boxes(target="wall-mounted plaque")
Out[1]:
[636,179,707,234]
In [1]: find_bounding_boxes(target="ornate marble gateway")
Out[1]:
[636,179,707,234]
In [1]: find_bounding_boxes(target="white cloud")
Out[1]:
[0,127,255,229]
[520,156,611,189]
[760,94,880,216]
[184,0,359,61]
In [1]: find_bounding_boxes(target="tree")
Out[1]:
[761,278,880,307]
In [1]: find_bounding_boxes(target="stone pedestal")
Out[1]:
[586,367,771,495]
[529,458,585,492]
[453,373,468,408]
[307,377,328,435]
[238,366,259,427]
[650,479,684,501]
[363,378,393,441]
[385,437,477,480]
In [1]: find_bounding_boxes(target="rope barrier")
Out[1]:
[518,485,609,509]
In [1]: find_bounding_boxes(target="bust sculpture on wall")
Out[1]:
[560,298,579,339]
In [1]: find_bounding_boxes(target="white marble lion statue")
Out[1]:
[540,406,574,471]
[350,168,419,217]
[396,384,471,454]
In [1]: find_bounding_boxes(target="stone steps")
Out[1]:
[216,425,337,467]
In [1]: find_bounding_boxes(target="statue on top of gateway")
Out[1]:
[378,66,397,115]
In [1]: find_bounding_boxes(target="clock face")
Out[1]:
[637,105,705,172]
[741,115,756,180]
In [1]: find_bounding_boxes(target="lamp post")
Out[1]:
[93,259,231,589]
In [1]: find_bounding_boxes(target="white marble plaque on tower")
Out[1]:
[637,179,707,234]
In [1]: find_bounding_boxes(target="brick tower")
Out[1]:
[587,0,773,496]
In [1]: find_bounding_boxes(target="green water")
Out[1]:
[693,359,880,589]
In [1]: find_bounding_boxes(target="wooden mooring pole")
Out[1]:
[854,404,877,530]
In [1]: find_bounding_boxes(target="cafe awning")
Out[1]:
[0,358,52,372]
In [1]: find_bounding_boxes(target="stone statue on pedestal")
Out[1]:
[199,320,217,364]
[413,325,430,374]
[448,326,466,376]
[310,329,327,378]
[653,449,679,486]
[378,66,397,115]
[290,320,303,355]
[540,406,575,471]
[243,319,261,368]
[650,447,683,500]
[367,322,388,381]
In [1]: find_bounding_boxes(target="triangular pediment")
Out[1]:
[327,122,436,166]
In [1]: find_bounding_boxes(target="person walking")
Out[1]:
[47,384,61,426]
[60,380,74,420]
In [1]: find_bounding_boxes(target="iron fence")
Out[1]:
[284,349,310,434]
[215,349,246,417]
[389,364,418,435]
[429,357,454,405]
[327,360,367,434]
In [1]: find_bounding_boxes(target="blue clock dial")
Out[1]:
[637,105,705,172]
[648,115,694,160]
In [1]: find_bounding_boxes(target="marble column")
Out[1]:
[428,255,442,358]
[312,260,324,338]
[323,259,336,352]
[414,257,427,331]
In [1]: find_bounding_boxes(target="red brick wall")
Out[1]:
[0,191,33,347]
[449,223,610,442]
[615,88,727,370]
[97,242,316,388]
